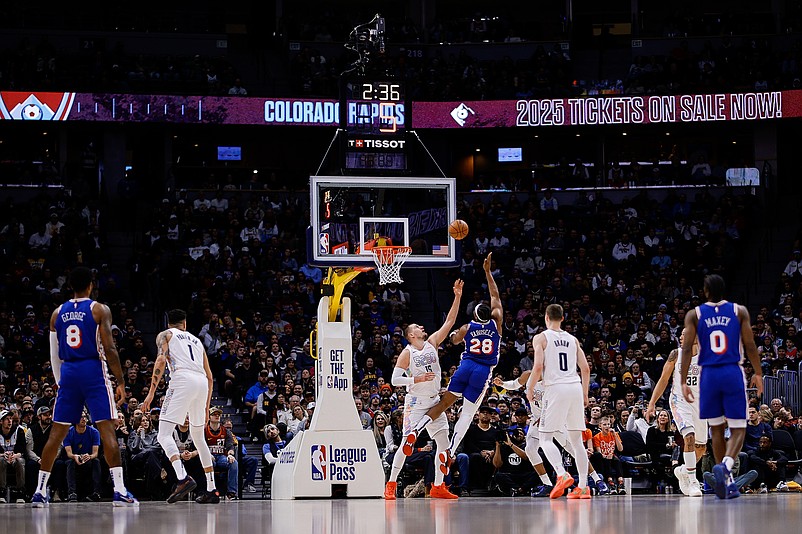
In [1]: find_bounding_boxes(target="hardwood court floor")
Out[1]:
[4,495,801,534]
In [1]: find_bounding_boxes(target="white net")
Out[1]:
[370,246,412,285]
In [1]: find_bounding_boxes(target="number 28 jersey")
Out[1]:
[461,320,501,366]
[542,329,580,386]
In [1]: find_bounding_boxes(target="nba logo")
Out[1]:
[311,445,327,481]
[319,232,329,254]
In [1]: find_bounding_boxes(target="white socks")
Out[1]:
[684,451,697,474]
[110,466,127,494]
[36,471,51,495]
[172,459,188,480]
[205,471,216,491]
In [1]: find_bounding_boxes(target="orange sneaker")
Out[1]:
[567,487,592,500]
[430,483,459,500]
[402,431,418,456]
[437,450,454,476]
[550,473,575,499]
[384,481,397,500]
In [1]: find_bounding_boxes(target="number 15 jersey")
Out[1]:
[542,329,580,386]
[461,320,501,366]
[407,341,441,397]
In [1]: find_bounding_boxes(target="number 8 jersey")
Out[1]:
[461,319,501,366]
[55,298,102,362]
[542,329,580,386]
[695,301,742,367]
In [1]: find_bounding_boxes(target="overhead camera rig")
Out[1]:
[343,13,386,75]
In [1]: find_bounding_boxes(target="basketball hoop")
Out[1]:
[370,246,412,285]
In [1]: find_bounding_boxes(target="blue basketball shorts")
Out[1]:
[448,359,493,404]
[53,359,116,425]
[698,363,748,421]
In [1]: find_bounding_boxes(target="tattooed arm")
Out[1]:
[141,329,172,412]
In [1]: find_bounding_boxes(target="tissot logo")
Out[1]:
[347,139,406,149]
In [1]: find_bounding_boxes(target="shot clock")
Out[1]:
[340,78,409,171]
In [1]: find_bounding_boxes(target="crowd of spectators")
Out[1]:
[3,171,802,501]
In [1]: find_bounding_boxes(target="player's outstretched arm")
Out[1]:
[142,330,171,412]
[738,305,763,397]
[646,350,678,421]
[494,370,532,391]
[95,303,125,405]
[483,253,503,333]
[679,310,699,403]
[449,324,469,346]
[428,279,464,348]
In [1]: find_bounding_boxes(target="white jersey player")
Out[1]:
[647,330,706,497]
[141,309,219,504]
[527,303,591,499]
[384,279,463,500]
[495,372,609,496]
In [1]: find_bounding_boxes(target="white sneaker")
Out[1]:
[776,481,789,492]
[674,465,690,496]
[687,478,703,497]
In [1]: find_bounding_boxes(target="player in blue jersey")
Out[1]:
[680,274,762,500]
[31,267,137,507]
[402,253,502,479]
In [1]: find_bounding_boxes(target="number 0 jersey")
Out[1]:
[461,319,501,366]
[54,298,102,362]
[407,341,441,397]
[542,329,580,386]
[696,301,742,367]
[166,327,207,377]
[671,348,700,400]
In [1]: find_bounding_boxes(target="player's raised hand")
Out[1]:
[453,279,464,297]
[492,377,504,387]
[483,252,493,272]
[682,382,695,404]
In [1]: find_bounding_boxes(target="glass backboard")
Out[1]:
[309,176,458,267]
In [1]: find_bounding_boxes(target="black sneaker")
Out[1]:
[226,492,238,501]
[195,490,220,504]
[68,493,78,502]
[87,492,102,502]
[166,476,197,504]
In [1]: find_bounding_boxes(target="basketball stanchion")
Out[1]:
[272,271,384,499]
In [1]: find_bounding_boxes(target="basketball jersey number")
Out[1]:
[469,338,495,355]
[686,375,698,386]
[187,344,195,361]
[709,331,728,354]
[66,325,82,348]
[558,352,569,372]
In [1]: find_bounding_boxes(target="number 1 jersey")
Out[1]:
[167,327,207,376]
[542,329,580,386]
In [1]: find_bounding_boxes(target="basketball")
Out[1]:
[448,219,469,240]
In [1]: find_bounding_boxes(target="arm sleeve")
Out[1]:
[501,379,522,391]
[50,331,62,383]
[391,367,414,387]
